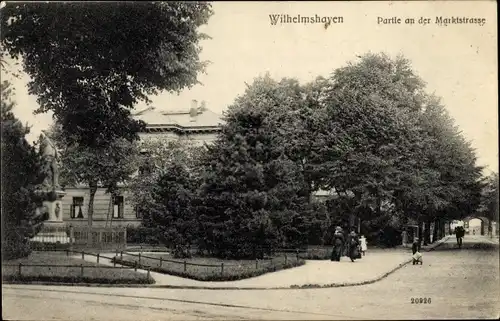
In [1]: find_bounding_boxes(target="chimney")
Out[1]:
[200,100,207,111]
[189,99,198,122]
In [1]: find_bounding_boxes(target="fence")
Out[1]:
[29,226,127,250]
[71,226,127,250]
[2,249,152,281]
[114,249,305,277]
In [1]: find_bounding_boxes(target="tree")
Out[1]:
[1,2,213,147]
[1,80,47,259]
[197,75,314,258]
[128,137,205,224]
[414,96,484,243]
[317,53,483,246]
[48,123,140,227]
[319,53,431,235]
[479,172,499,235]
[147,162,197,258]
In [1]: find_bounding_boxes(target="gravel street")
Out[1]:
[3,236,498,320]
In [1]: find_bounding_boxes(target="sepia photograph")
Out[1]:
[1,1,498,320]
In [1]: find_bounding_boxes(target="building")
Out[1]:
[61,100,223,228]
[60,99,339,228]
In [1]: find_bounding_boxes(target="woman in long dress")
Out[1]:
[331,226,345,262]
[347,231,360,262]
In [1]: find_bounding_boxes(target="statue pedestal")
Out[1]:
[31,190,70,244]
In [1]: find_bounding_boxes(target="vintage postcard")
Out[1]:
[1,1,498,320]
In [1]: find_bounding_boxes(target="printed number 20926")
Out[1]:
[411,298,431,304]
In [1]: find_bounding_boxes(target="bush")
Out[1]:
[2,238,32,261]
[377,225,402,248]
[126,226,160,245]
[29,241,71,252]
[2,275,154,285]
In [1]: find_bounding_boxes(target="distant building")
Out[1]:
[61,100,223,228]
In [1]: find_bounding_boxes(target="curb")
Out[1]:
[4,237,451,290]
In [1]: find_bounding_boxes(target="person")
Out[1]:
[360,235,367,256]
[412,237,423,265]
[347,230,360,262]
[455,226,464,248]
[331,226,345,262]
[401,230,408,247]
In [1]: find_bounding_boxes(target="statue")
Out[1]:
[54,203,61,219]
[39,130,60,190]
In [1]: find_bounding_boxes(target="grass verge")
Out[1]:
[112,253,305,281]
[2,251,154,284]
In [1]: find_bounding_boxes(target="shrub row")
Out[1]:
[126,226,160,245]
[29,241,71,252]
[2,274,155,284]
[111,257,305,282]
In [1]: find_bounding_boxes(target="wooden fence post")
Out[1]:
[18,263,22,277]
[183,261,187,272]
[113,259,116,267]
[97,253,100,264]
[159,257,163,267]
[255,259,258,269]
[80,264,84,277]
[138,253,141,264]
[221,263,224,276]
[147,267,151,280]
[284,254,287,265]
[296,249,299,261]
[120,251,123,260]
[82,251,84,260]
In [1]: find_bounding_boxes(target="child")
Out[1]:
[412,237,423,265]
[360,235,367,256]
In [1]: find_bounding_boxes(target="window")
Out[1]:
[113,196,124,219]
[135,206,142,219]
[71,197,84,219]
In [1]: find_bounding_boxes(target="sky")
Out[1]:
[3,1,498,173]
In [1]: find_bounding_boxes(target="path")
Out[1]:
[3,236,497,320]
[74,237,449,288]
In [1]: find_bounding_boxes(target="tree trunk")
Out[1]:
[87,183,97,228]
[432,219,439,243]
[418,220,424,247]
[424,219,432,245]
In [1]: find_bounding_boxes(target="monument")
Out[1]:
[31,131,70,244]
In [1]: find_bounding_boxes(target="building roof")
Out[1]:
[132,105,224,134]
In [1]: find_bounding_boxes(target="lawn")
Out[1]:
[112,251,305,281]
[2,251,154,284]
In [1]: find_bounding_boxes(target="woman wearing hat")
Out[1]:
[331,226,345,261]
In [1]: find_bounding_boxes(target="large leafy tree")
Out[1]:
[1,80,47,259]
[48,123,140,226]
[1,2,213,147]
[319,53,431,233]
[414,96,484,243]
[318,53,483,246]
[479,172,499,234]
